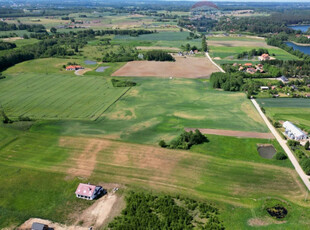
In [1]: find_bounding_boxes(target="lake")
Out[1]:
[286,42,310,55]
[288,24,310,33]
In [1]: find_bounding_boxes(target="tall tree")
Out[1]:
[202,35,208,52]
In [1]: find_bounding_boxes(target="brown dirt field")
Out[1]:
[136,46,181,51]
[112,56,219,78]
[59,138,111,178]
[185,128,274,139]
[18,218,87,230]
[2,37,23,42]
[208,40,273,48]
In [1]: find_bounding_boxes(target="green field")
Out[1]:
[113,31,202,49]
[0,73,129,120]
[257,98,310,132]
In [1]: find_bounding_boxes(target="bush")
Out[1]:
[168,129,208,150]
[300,158,310,175]
[111,79,136,87]
[267,205,288,219]
[275,152,287,160]
[305,141,309,150]
[273,121,281,128]
[287,140,300,147]
[158,140,167,148]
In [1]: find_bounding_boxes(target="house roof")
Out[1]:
[261,53,269,58]
[244,63,252,66]
[283,121,306,138]
[75,183,97,197]
[31,222,47,230]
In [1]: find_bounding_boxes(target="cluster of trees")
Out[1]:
[237,48,269,59]
[111,79,136,87]
[263,59,310,77]
[178,16,217,32]
[102,46,138,62]
[210,72,245,92]
[108,191,224,230]
[0,41,16,51]
[159,129,208,150]
[97,29,155,37]
[145,50,175,62]
[181,43,199,52]
[0,21,46,33]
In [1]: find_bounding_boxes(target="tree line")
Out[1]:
[0,21,46,33]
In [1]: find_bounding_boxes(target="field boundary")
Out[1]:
[185,128,274,139]
[94,87,132,121]
[205,52,225,73]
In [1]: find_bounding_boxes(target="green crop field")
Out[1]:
[30,78,269,144]
[113,31,202,49]
[0,73,129,120]
[257,98,310,131]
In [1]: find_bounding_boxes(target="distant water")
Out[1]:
[288,25,310,33]
[96,66,110,72]
[286,42,310,55]
[84,60,97,65]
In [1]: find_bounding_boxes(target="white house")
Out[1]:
[260,86,269,90]
[283,121,308,140]
[75,183,104,200]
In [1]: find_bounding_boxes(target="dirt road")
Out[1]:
[251,99,310,191]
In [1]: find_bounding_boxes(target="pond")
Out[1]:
[286,42,310,55]
[96,66,110,72]
[288,24,310,33]
[257,144,276,159]
[84,60,97,65]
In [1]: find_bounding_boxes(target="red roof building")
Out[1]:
[259,53,270,61]
[75,183,104,200]
[66,65,84,71]
[244,63,253,67]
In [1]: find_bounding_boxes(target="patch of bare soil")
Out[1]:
[185,128,274,139]
[248,218,270,227]
[112,56,219,78]
[75,193,121,228]
[60,138,111,178]
[2,37,23,42]
[18,218,87,230]
[208,40,273,48]
[75,68,92,76]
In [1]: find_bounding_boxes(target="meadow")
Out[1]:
[257,98,310,131]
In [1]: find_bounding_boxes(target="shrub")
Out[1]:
[273,121,281,128]
[305,141,309,150]
[300,158,310,175]
[287,140,300,147]
[158,140,167,148]
[275,152,287,160]
[168,129,208,150]
[111,79,136,87]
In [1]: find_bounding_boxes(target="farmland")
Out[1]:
[0,73,129,120]
[1,2,310,229]
[257,98,310,132]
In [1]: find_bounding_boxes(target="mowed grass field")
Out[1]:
[0,73,129,120]
[257,98,310,132]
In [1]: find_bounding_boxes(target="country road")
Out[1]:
[251,99,310,191]
[205,52,225,73]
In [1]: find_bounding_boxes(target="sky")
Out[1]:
[176,0,310,2]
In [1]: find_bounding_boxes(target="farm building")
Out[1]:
[31,222,48,230]
[258,53,270,61]
[260,86,269,90]
[75,183,104,200]
[244,63,252,67]
[280,76,289,83]
[283,121,308,140]
[66,65,84,71]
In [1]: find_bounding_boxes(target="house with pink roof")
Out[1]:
[75,183,104,200]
